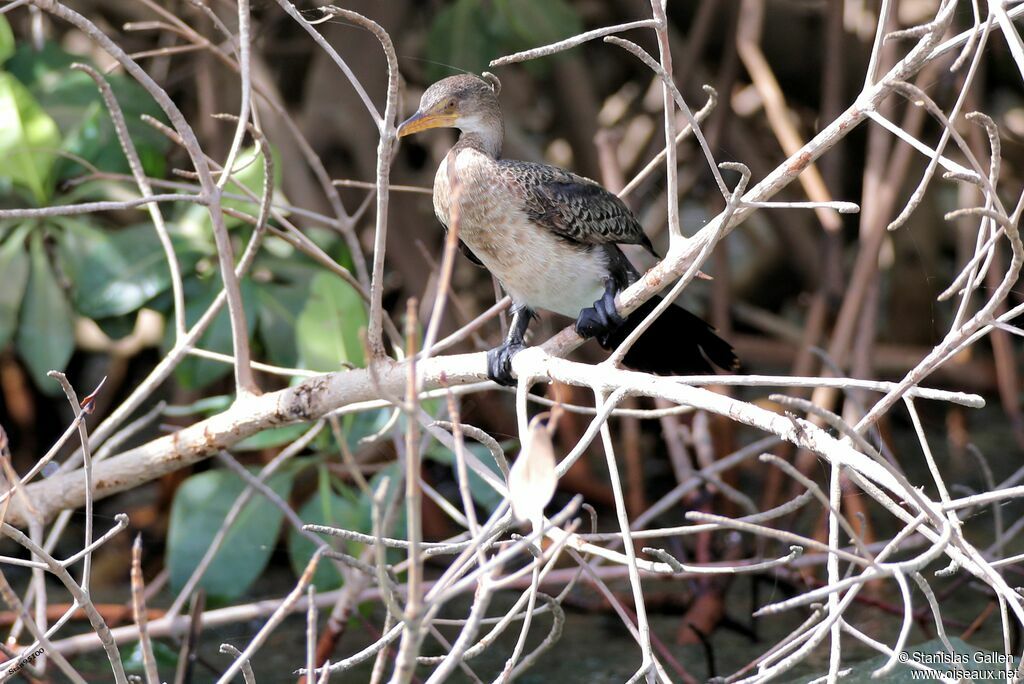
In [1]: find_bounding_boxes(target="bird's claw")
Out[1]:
[487,341,525,387]
[575,284,625,348]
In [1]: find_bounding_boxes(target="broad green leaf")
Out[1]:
[58,102,168,180]
[6,43,170,179]
[162,394,232,418]
[342,408,395,450]
[92,313,138,341]
[221,145,282,225]
[0,223,32,348]
[355,464,407,568]
[288,487,363,590]
[6,42,97,130]
[494,0,581,54]
[121,640,178,676]
[235,423,312,451]
[16,232,75,393]
[295,272,367,372]
[426,441,505,513]
[425,0,581,80]
[167,467,296,600]
[168,276,257,390]
[178,145,283,239]
[57,221,186,319]
[0,16,14,66]
[360,464,406,531]
[0,73,59,204]
[256,277,310,369]
[425,0,495,81]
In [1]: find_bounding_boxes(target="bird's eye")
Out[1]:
[445,98,456,110]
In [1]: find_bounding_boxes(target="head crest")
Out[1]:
[481,72,501,96]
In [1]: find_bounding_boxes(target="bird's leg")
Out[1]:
[575,278,625,348]
[487,307,534,386]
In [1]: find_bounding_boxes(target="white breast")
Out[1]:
[434,148,607,318]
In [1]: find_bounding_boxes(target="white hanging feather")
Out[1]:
[508,414,558,528]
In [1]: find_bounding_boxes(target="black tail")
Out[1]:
[601,296,738,375]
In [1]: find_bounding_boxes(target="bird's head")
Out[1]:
[397,74,503,150]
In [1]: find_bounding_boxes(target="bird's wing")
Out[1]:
[458,238,485,266]
[500,160,655,252]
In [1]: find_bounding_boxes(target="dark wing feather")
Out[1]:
[499,160,655,253]
[458,238,485,266]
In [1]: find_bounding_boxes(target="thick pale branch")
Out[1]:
[5,341,980,530]
[4,356,482,528]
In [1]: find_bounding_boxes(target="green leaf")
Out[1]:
[92,313,139,341]
[168,276,257,390]
[295,272,367,372]
[58,102,169,180]
[57,221,188,319]
[425,0,496,81]
[256,277,310,369]
[356,464,407,567]
[235,423,312,451]
[162,394,232,418]
[424,0,581,80]
[166,467,296,600]
[342,409,396,450]
[493,0,581,53]
[0,16,14,66]
[221,145,281,224]
[0,223,32,348]
[288,487,364,590]
[6,42,88,129]
[426,441,505,513]
[121,640,178,676]
[16,232,74,393]
[0,73,60,204]
[178,145,283,239]
[6,43,170,179]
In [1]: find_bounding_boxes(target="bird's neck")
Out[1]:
[456,114,503,158]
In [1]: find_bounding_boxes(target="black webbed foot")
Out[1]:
[575,281,625,348]
[486,341,526,387]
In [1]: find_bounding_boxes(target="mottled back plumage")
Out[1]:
[498,160,656,254]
